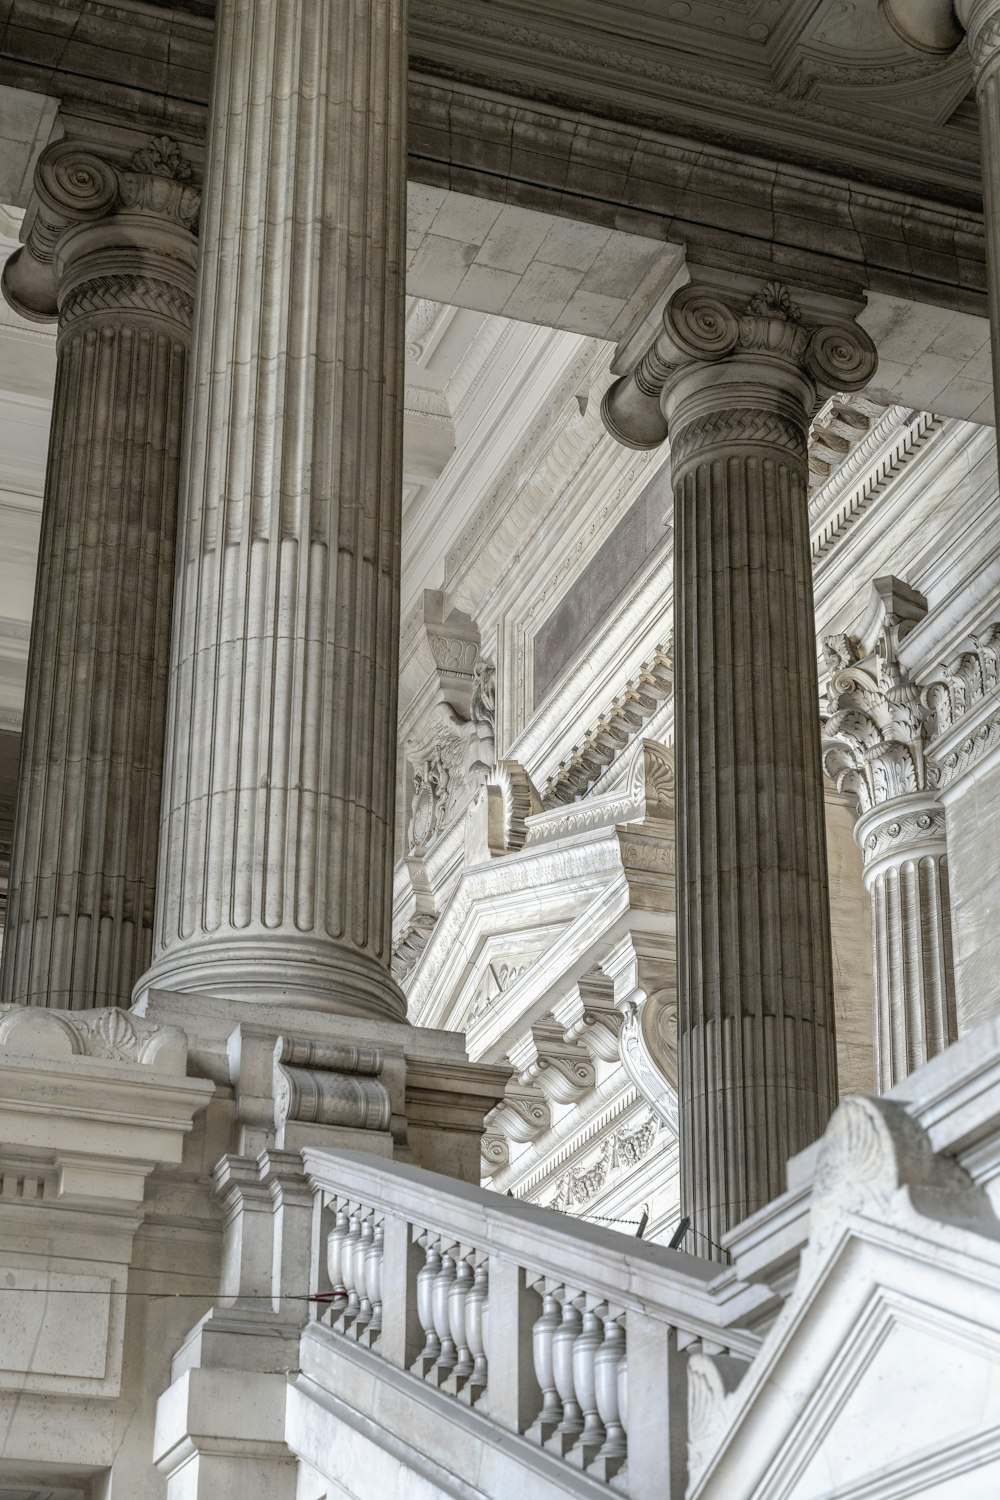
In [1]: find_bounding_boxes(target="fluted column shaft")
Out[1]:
[670,361,839,1253]
[0,138,198,1009]
[859,797,956,1092]
[135,0,407,1016]
[604,276,878,1252]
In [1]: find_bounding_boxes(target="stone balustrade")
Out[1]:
[302,1148,762,1499]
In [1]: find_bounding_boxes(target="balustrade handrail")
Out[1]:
[302,1147,761,1354]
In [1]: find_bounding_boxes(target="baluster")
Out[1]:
[531,1289,563,1440]
[618,1350,628,1438]
[354,1219,374,1332]
[340,1214,362,1327]
[465,1261,489,1406]
[572,1302,607,1464]
[362,1221,384,1344]
[325,1204,350,1321]
[593,1315,628,1477]
[447,1255,475,1388]
[429,1251,458,1383]
[550,1296,584,1455]
[413,1237,441,1376]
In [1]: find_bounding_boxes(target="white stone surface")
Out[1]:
[135,0,410,1018]
[407,187,683,344]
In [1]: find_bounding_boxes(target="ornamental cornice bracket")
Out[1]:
[485,1080,551,1145]
[601,269,877,452]
[550,976,623,1065]
[3,134,202,322]
[508,1023,596,1105]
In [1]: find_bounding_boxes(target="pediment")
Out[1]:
[693,1096,1000,1500]
[695,1228,1000,1499]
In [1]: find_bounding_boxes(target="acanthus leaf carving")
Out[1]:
[821,580,939,833]
[548,1111,659,1211]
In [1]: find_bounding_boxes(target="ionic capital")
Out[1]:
[3,133,201,325]
[601,270,877,452]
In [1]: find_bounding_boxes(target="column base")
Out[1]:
[134,985,510,1181]
[133,935,407,1021]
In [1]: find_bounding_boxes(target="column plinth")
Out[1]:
[0,136,199,1010]
[603,274,877,1253]
[133,0,407,1019]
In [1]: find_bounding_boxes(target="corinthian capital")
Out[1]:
[3,131,201,322]
[601,268,878,451]
[821,579,949,874]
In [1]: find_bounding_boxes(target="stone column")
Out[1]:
[133,0,407,1018]
[603,272,877,1253]
[883,0,1000,430]
[822,582,957,1093]
[0,134,199,1010]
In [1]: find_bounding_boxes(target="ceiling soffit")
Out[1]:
[0,0,979,205]
[408,0,978,203]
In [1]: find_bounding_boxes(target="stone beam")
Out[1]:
[0,12,989,326]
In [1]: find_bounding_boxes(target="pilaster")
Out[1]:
[0,127,199,1010]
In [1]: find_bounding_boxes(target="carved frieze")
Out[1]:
[923,622,1000,789]
[548,1111,659,1211]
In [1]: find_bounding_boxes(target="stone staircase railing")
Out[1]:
[301,1149,762,1499]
